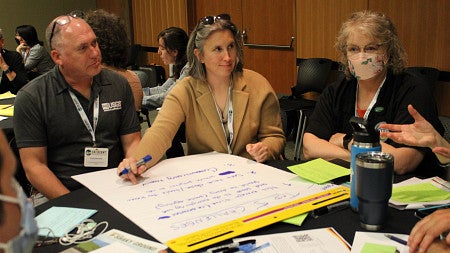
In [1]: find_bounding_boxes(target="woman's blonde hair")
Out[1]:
[335,10,407,78]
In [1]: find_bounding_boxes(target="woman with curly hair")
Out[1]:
[84,9,143,112]
[302,10,443,174]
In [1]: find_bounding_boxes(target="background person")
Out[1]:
[408,209,450,253]
[84,9,143,114]
[13,15,141,201]
[0,129,38,253]
[142,26,189,158]
[142,26,189,108]
[0,28,28,94]
[302,10,443,175]
[379,106,450,253]
[15,25,54,80]
[118,14,285,184]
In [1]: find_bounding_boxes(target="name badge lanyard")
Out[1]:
[69,91,99,147]
[225,85,234,154]
[354,76,386,119]
[211,84,234,154]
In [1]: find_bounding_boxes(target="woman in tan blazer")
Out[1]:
[118,14,285,184]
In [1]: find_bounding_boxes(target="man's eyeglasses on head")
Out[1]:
[199,14,231,25]
[49,14,80,49]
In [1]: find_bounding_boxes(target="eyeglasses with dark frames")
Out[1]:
[49,13,80,49]
[199,14,231,25]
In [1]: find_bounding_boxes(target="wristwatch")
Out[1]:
[343,133,353,150]
[3,66,11,74]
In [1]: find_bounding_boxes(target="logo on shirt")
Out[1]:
[102,101,122,111]
[85,148,108,156]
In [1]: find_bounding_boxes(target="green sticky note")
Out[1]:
[391,182,450,203]
[287,158,350,184]
[282,212,308,226]
[361,242,397,253]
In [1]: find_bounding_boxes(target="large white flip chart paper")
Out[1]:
[73,152,337,243]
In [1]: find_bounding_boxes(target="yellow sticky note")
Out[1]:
[361,242,397,253]
[0,105,13,117]
[287,158,350,184]
[391,182,450,203]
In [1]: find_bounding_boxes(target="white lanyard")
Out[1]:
[354,76,386,119]
[69,91,99,146]
[210,82,234,154]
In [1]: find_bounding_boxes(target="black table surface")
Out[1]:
[0,97,14,131]
[32,159,420,253]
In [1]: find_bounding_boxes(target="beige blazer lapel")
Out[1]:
[231,90,248,148]
[230,76,249,149]
[195,83,229,151]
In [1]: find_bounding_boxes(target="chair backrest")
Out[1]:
[132,69,151,88]
[127,44,142,70]
[439,116,450,143]
[405,67,440,91]
[291,58,333,97]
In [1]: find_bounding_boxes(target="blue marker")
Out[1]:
[118,155,152,176]
[384,234,407,245]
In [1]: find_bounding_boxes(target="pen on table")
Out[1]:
[213,242,270,253]
[312,200,350,218]
[385,234,407,245]
[206,239,256,253]
[118,155,152,176]
[418,203,450,211]
[247,242,270,252]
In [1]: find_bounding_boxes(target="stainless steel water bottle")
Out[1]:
[349,117,381,211]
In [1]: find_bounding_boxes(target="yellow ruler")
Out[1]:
[166,185,350,252]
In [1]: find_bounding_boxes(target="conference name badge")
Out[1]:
[84,147,108,167]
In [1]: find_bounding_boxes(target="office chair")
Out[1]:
[405,66,440,91]
[440,116,450,143]
[279,58,333,160]
[126,44,142,70]
[139,66,167,127]
[439,115,450,180]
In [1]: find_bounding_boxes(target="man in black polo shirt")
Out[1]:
[13,15,141,202]
[0,28,28,94]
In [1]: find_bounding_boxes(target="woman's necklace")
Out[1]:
[209,81,231,123]
[208,78,234,154]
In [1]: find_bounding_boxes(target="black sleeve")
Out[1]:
[1,51,29,94]
[305,83,337,141]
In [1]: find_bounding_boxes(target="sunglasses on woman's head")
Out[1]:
[199,14,231,25]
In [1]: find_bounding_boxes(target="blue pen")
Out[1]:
[118,155,152,176]
[384,234,407,245]
[418,203,450,211]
